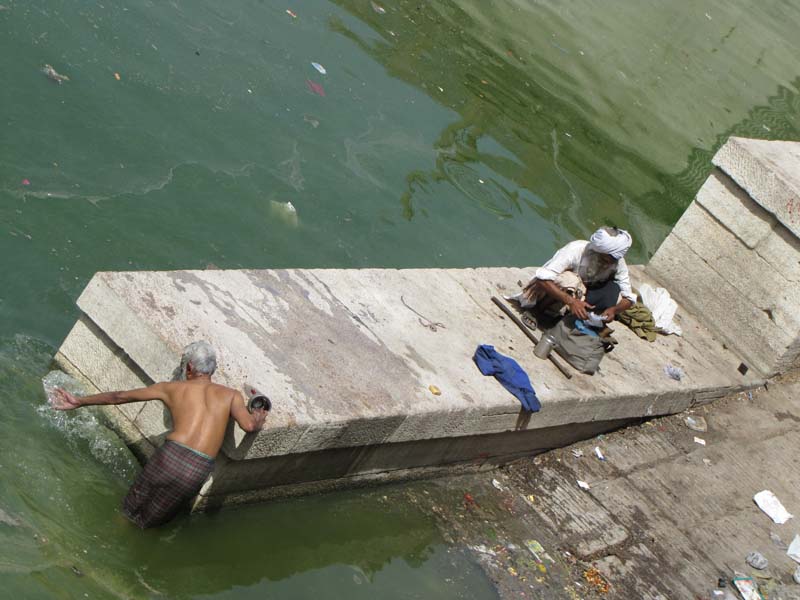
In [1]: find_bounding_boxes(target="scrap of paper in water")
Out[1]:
[311,62,326,75]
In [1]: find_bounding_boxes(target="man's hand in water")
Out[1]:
[50,388,81,411]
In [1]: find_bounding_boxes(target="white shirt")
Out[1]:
[534,240,636,303]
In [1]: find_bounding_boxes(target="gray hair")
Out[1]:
[177,340,217,379]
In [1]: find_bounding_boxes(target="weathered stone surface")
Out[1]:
[670,199,800,332]
[713,136,800,239]
[647,232,788,376]
[649,137,800,377]
[57,316,150,423]
[755,222,800,284]
[57,261,764,507]
[409,378,800,599]
[76,277,179,383]
[66,267,758,455]
[695,169,776,249]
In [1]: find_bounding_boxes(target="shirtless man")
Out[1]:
[50,341,267,528]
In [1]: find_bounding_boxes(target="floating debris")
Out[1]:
[303,114,320,128]
[306,79,325,96]
[114,72,121,81]
[577,480,591,491]
[42,64,69,84]
[491,478,503,491]
[594,446,606,461]
[21,178,30,186]
[693,436,706,446]
[370,1,386,14]
[524,539,545,561]
[311,62,326,75]
[269,200,298,227]
[470,544,496,557]
[286,8,297,18]
[0,507,19,527]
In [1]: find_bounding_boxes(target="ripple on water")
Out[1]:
[441,158,521,219]
[39,370,138,481]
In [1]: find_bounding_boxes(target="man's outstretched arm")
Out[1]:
[51,384,169,411]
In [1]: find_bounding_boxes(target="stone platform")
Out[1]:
[647,137,800,376]
[54,264,761,509]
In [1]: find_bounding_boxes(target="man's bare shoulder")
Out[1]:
[161,381,237,401]
[206,382,238,399]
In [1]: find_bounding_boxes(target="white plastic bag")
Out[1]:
[754,490,794,524]
[639,283,682,336]
[788,534,800,564]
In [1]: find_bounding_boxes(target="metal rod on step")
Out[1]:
[490,296,573,379]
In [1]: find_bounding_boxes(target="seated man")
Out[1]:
[50,341,268,528]
[513,226,636,326]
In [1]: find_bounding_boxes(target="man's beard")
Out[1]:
[580,250,610,283]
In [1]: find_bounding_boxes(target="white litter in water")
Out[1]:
[754,490,793,524]
[491,478,503,491]
[269,200,299,227]
[693,437,706,446]
[577,480,591,491]
[311,62,326,75]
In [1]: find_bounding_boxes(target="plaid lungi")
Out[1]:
[122,441,214,528]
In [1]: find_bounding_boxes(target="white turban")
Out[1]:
[588,227,632,260]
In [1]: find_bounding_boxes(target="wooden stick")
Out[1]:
[491,296,573,379]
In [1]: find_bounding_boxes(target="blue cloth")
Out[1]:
[574,319,600,337]
[473,345,541,412]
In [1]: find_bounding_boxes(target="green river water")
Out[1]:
[2,1,800,598]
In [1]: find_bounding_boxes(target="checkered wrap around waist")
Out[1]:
[123,440,215,528]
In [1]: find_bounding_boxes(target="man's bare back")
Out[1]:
[49,340,267,527]
[150,379,261,458]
